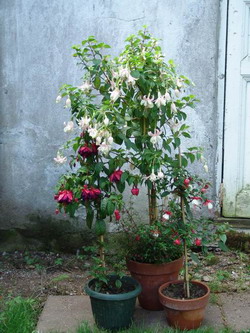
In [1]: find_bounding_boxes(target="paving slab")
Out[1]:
[220,292,250,332]
[37,295,226,332]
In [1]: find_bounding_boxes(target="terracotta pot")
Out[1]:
[158,280,210,330]
[127,257,183,311]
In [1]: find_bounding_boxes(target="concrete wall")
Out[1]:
[0,0,220,234]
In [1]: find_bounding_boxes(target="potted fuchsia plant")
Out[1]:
[54,28,227,330]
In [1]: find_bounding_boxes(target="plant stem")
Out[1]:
[178,147,190,298]
[99,235,105,267]
[150,186,157,224]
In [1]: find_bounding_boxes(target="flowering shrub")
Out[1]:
[54,28,226,294]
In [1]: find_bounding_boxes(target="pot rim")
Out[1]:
[158,279,210,304]
[126,255,184,268]
[85,275,142,301]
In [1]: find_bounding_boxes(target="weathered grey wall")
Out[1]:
[0,0,220,234]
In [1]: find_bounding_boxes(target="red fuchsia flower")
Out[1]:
[89,187,101,200]
[195,238,202,246]
[109,170,123,182]
[183,178,190,186]
[131,187,139,196]
[56,190,73,204]
[82,185,101,201]
[114,209,121,221]
[78,144,93,158]
[174,239,181,245]
[135,235,140,241]
[91,143,99,154]
[55,209,60,215]
[203,199,213,210]
[162,210,172,221]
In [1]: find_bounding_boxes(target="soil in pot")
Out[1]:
[158,280,210,330]
[89,276,136,294]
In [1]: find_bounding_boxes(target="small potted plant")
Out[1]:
[157,140,228,330]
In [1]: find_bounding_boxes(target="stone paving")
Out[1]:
[37,293,250,332]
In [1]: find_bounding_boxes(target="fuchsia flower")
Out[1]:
[203,200,213,210]
[114,209,121,221]
[55,209,60,214]
[135,235,140,241]
[131,187,139,196]
[162,211,172,221]
[78,143,98,159]
[183,178,190,186]
[191,196,202,207]
[109,170,123,182]
[55,190,73,204]
[151,229,160,238]
[174,239,181,245]
[195,238,202,246]
[82,185,101,201]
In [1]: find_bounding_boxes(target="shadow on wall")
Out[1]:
[0,215,95,253]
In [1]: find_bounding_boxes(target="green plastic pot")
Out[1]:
[85,275,141,331]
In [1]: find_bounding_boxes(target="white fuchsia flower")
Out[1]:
[107,136,114,145]
[165,91,171,101]
[88,126,98,139]
[110,88,121,102]
[176,78,183,88]
[119,67,130,79]
[65,97,71,108]
[157,170,164,179]
[162,211,172,221]
[96,136,102,145]
[78,116,91,130]
[54,152,67,164]
[204,164,209,173]
[171,102,177,113]
[103,117,109,126]
[98,142,111,155]
[148,129,162,146]
[64,121,74,133]
[149,171,157,182]
[151,230,160,238]
[141,95,154,108]
[56,95,62,103]
[79,82,92,93]
[127,74,137,86]
[174,89,180,97]
[155,92,166,108]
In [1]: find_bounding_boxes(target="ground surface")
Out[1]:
[0,248,249,302]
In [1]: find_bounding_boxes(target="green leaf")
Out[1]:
[130,70,140,78]
[95,162,104,173]
[94,76,101,89]
[121,171,129,183]
[218,240,229,252]
[116,181,125,193]
[107,200,115,215]
[190,252,200,265]
[86,206,94,229]
[220,234,227,243]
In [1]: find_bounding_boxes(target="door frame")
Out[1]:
[216,0,228,215]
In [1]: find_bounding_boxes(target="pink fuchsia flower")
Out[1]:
[131,187,139,196]
[204,199,213,210]
[56,190,73,204]
[195,238,202,246]
[81,186,101,201]
[114,209,121,221]
[174,239,181,245]
[162,211,172,221]
[109,170,123,182]
[183,178,190,186]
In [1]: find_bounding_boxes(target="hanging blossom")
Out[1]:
[110,88,121,102]
[204,199,213,210]
[148,129,162,145]
[141,95,154,108]
[162,210,172,221]
[88,126,98,139]
[174,89,180,97]
[56,95,62,103]
[78,116,91,130]
[98,142,112,155]
[157,169,164,179]
[54,152,67,164]
[204,164,209,173]
[119,66,130,79]
[64,121,74,133]
[79,81,92,93]
[165,91,171,102]
[155,92,166,108]
[103,117,109,126]
[176,78,183,88]
[171,102,177,113]
[65,97,71,108]
[191,196,202,208]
